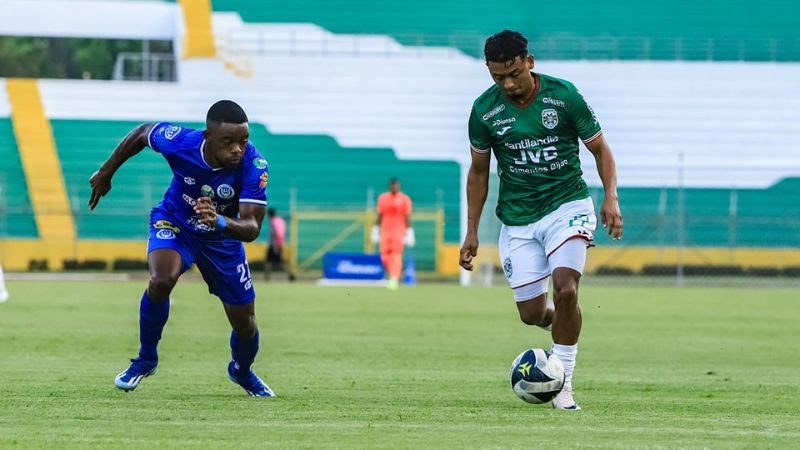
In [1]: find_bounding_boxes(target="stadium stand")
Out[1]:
[207,0,800,61]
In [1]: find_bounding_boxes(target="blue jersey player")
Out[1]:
[89,100,275,397]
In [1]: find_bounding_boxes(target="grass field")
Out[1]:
[1,280,798,449]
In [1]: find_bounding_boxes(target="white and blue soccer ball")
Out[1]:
[509,348,565,404]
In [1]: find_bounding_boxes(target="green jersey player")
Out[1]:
[460,30,623,410]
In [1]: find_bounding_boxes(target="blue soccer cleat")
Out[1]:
[114,358,158,392]
[227,361,275,397]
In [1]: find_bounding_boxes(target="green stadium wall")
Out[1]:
[0,118,37,238]
[1,118,794,271]
[50,120,460,271]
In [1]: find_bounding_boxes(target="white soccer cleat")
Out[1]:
[552,387,581,410]
[0,289,8,303]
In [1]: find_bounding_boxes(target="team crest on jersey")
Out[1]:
[183,177,195,185]
[253,158,268,169]
[259,172,269,189]
[503,258,513,278]
[156,229,176,240]
[542,109,559,129]
[164,125,182,140]
[217,184,235,199]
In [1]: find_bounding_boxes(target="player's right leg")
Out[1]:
[499,224,551,331]
[381,235,404,289]
[115,215,192,392]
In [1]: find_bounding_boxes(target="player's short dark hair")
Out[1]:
[267,208,276,217]
[389,178,399,184]
[484,30,529,64]
[206,100,248,125]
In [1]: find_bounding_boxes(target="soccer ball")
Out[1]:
[509,348,565,404]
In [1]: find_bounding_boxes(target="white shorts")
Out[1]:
[498,197,597,301]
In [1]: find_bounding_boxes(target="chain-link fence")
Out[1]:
[472,167,800,288]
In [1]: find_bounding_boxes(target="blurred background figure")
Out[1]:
[372,178,414,290]
[265,208,296,282]
[0,264,8,303]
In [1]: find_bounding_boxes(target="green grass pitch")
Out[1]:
[1,281,798,448]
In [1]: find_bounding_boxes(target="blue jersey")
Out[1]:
[147,122,269,239]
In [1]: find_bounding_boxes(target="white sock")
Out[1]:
[552,343,577,391]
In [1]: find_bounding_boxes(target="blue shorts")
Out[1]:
[147,207,256,305]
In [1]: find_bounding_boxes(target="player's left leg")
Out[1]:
[279,250,296,282]
[540,197,597,410]
[196,243,274,397]
[387,251,403,290]
[548,239,591,411]
[381,235,404,290]
[0,264,8,303]
[550,259,584,410]
[222,301,274,397]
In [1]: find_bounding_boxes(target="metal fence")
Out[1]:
[218,31,800,62]
[471,166,800,288]
[112,52,176,82]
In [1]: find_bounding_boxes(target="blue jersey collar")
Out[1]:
[200,140,223,171]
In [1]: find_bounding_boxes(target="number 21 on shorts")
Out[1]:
[237,262,253,290]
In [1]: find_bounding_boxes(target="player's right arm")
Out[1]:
[459,149,490,271]
[88,123,155,210]
[460,105,493,271]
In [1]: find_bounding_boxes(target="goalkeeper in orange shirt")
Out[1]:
[371,178,414,290]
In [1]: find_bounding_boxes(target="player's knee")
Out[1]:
[148,274,178,300]
[233,322,257,339]
[553,283,578,307]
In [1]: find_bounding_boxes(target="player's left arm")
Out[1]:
[194,198,264,242]
[585,136,623,240]
[403,196,415,247]
[567,85,623,239]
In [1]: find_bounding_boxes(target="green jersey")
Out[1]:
[468,73,602,226]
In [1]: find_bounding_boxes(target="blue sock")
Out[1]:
[230,330,259,373]
[138,291,170,362]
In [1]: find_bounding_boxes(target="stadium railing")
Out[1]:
[217,31,800,62]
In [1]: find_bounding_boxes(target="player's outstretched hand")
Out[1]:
[88,169,113,210]
[194,197,217,227]
[459,233,479,271]
[601,196,623,240]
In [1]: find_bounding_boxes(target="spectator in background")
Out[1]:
[372,178,414,290]
[0,264,8,303]
[265,208,296,282]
